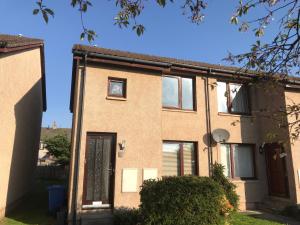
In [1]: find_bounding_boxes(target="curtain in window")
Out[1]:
[230,84,249,113]
[220,144,231,177]
[162,143,180,176]
[217,82,228,113]
[182,78,194,110]
[162,77,179,108]
[233,144,254,178]
[183,143,196,175]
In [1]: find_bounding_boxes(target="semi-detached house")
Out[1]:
[67,44,300,224]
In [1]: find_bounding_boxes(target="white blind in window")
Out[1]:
[183,143,196,175]
[162,143,180,176]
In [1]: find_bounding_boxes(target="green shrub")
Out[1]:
[212,163,239,209]
[113,207,141,225]
[140,176,225,225]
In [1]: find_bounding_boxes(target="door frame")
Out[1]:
[82,132,117,208]
[264,143,290,198]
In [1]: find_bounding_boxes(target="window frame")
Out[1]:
[107,77,127,98]
[218,81,251,115]
[162,75,196,111]
[221,143,256,180]
[162,141,199,176]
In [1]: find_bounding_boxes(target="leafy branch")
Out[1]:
[71,0,97,42]
[227,0,300,77]
[33,0,54,23]
[32,0,208,42]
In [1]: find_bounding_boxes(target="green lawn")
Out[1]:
[230,213,284,225]
[0,179,66,225]
[0,180,286,225]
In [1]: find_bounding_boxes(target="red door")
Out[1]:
[265,143,289,198]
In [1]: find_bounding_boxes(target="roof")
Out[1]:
[0,34,43,49]
[70,44,300,112]
[72,44,245,74]
[0,34,47,111]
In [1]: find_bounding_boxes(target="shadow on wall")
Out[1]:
[240,82,296,209]
[5,80,43,217]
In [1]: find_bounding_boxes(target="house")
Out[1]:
[67,44,300,224]
[0,34,46,217]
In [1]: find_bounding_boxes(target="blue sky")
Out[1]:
[1,0,275,128]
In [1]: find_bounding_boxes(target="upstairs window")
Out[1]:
[108,77,127,98]
[162,141,197,176]
[217,82,250,114]
[220,144,255,179]
[162,76,195,110]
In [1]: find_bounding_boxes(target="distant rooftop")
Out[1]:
[41,127,71,141]
[0,34,43,48]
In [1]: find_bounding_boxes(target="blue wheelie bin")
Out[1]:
[47,185,65,214]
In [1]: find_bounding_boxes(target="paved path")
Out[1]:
[243,210,300,225]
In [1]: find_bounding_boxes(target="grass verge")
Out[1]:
[0,179,66,225]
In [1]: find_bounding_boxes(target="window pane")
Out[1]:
[183,143,196,175]
[182,78,194,110]
[217,82,228,113]
[109,81,124,96]
[230,84,249,113]
[162,77,179,108]
[162,143,180,176]
[220,144,231,178]
[233,144,254,178]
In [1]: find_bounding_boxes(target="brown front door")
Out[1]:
[265,143,289,198]
[82,133,116,207]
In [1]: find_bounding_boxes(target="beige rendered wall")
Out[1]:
[285,90,300,204]
[74,65,163,216]
[209,80,269,210]
[0,48,44,217]
[69,63,300,218]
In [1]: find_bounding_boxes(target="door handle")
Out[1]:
[108,168,115,175]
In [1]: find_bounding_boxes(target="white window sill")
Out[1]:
[218,112,254,118]
[106,96,127,101]
[230,179,259,184]
[82,204,110,209]
[162,108,197,113]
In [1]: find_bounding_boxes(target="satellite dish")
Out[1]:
[212,129,230,143]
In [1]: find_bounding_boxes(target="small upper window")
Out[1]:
[162,75,195,110]
[217,81,250,115]
[108,77,126,98]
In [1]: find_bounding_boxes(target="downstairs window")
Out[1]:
[162,141,197,176]
[220,143,255,179]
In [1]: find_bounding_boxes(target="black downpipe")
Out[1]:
[72,54,87,225]
[204,74,213,176]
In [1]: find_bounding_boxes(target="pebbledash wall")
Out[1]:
[68,46,300,222]
[0,46,45,217]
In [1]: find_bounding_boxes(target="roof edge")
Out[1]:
[69,45,300,112]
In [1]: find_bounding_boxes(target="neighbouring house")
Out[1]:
[38,142,56,166]
[67,45,300,224]
[0,34,46,217]
[38,125,71,165]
